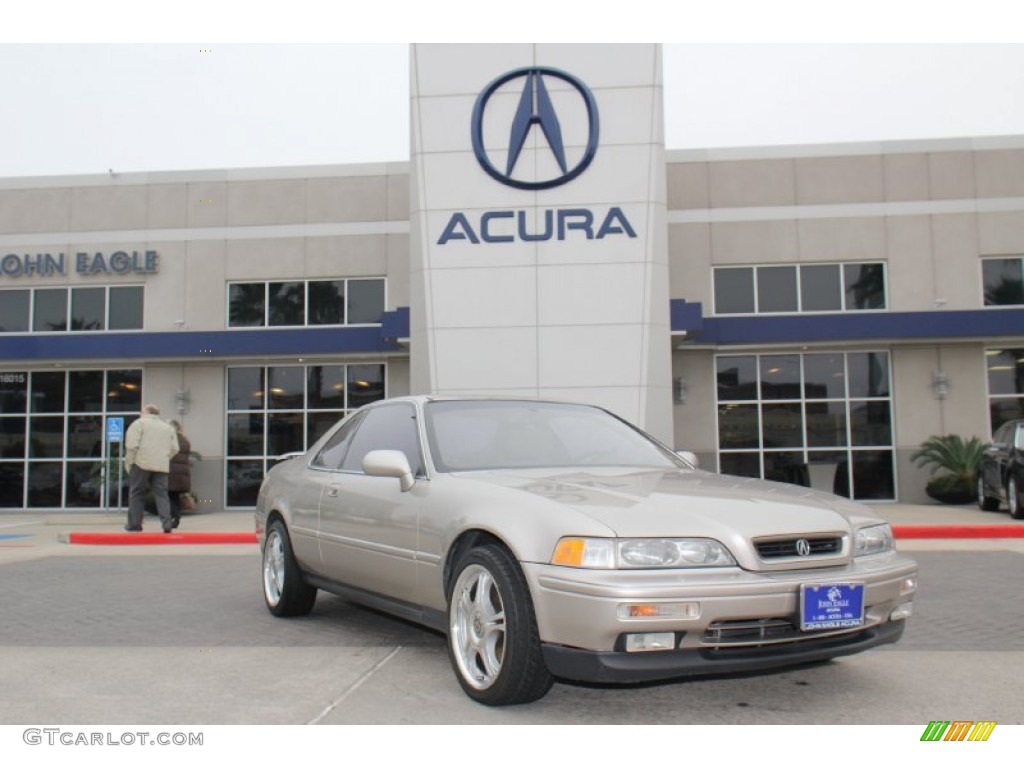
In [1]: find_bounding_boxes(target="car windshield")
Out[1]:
[424,400,683,472]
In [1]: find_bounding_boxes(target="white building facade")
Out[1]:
[2,43,1024,511]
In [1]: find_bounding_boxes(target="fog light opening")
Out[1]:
[890,602,913,621]
[625,633,676,653]
[899,577,917,596]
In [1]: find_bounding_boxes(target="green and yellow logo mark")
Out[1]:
[921,721,997,742]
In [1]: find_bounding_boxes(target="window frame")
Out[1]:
[226,277,387,329]
[711,262,888,316]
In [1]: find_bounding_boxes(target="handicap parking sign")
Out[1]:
[106,417,125,444]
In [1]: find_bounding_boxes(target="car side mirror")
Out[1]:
[676,450,699,469]
[363,449,416,492]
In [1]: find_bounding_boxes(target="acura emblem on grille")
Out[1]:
[796,539,812,557]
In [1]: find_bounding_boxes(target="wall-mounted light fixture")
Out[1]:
[673,377,688,405]
[932,371,950,400]
[174,388,191,415]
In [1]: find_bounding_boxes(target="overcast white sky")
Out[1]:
[3,4,1024,178]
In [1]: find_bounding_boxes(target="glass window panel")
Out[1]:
[226,460,263,507]
[29,416,65,458]
[228,283,266,327]
[268,367,305,410]
[757,266,798,313]
[106,370,142,413]
[718,452,760,478]
[0,417,26,459]
[65,462,101,508]
[982,258,1024,306]
[847,352,889,398]
[30,371,65,413]
[227,413,264,457]
[227,368,264,411]
[32,288,67,331]
[308,280,344,325]
[849,401,892,446]
[805,402,847,447]
[759,355,801,400]
[267,413,304,456]
[68,371,104,413]
[67,416,103,458]
[0,463,22,507]
[27,462,63,507]
[0,372,27,413]
[763,451,808,486]
[716,356,758,401]
[70,287,105,331]
[308,411,344,449]
[713,268,755,314]
[308,365,346,410]
[347,364,386,409]
[761,403,804,448]
[989,398,1024,435]
[803,353,846,399]
[341,403,422,474]
[807,451,848,496]
[717,404,759,449]
[844,263,886,310]
[851,450,895,500]
[108,286,144,330]
[986,349,1024,395]
[799,265,842,312]
[268,282,305,327]
[0,290,29,332]
[347,279,385,324]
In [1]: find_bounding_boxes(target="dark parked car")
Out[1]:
[977,419,1024,518]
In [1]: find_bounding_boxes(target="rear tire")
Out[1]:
[262,519,317,617]
[446,544,553,706]
[978,475,1000,511]
[1008,476,1024,520]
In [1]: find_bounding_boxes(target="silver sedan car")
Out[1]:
[256,397,918,706]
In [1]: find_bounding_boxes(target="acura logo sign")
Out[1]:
[471,66,600,191]
[795,539,812,557]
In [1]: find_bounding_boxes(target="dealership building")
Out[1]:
[3,43,1024,511]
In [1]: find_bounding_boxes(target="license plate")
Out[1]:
[800,583,865,631]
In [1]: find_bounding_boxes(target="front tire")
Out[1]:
[1008,476,1024,520]
[978,475,1000,511]
[262,519,317,617]
[447,545,553,706]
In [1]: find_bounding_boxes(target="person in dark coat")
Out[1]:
[168,420,192,529]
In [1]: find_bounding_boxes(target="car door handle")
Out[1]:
[326,487,340,498]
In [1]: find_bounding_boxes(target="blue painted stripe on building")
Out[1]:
[0,533,30,541]
[0,325,402,361]
[669,299,1024,345]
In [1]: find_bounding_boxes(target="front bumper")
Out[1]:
[523,553,917,684]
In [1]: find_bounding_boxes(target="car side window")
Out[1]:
[311,412,365,470]
[340,403,424,476]
[1015,425,1024,451]
[995,423,1012,446]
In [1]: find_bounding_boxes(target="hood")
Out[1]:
[451,466,882,570]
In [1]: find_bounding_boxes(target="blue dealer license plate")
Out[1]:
[800,583,865,631]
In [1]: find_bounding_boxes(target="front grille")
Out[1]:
[755,536,842,559]
[703,618,835,646]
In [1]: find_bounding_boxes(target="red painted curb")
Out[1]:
[64,531,257,545]
[893,525,1024,539]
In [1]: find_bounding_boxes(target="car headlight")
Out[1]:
[855,523,895,557]
[552,537,736,569]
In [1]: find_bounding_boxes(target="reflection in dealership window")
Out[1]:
[0,286,144,334]
[716,351,895,501]
[713,262,887,315]
[986,348,1024,433]
[225,363,387,507]
[0,369,143,509]
[228,278,386,328]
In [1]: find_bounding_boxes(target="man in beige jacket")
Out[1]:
[124,404,180,533]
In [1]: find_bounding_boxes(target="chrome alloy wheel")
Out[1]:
[450,563,507,690]
[263,529,285,607]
